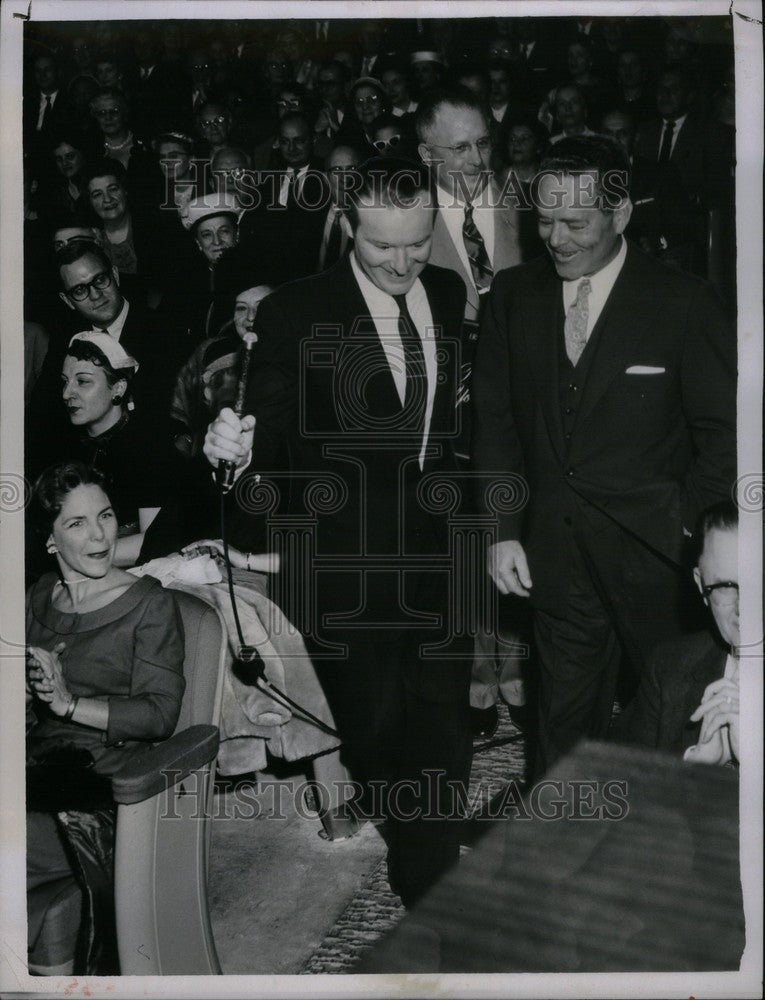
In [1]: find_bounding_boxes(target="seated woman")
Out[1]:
[335,77,391,156]
[170,259,274,459]
[58,332,201,566]
[35,129,92,222]
[26,461,185,974]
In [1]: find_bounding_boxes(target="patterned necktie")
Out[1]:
[462,202,494,292]
[393,294,427,434]
[658,119,675,164]
[564,278,592,366]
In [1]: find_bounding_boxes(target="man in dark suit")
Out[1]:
[626,500,740,764]
[239,112,330,285]
[24,50,72,181]
[204,158,472,908]
[634,66,733,276]
[472,135,736,775]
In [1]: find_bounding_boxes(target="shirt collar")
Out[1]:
[350,251,421,310]
[663,112,688,129]
[562,236,628,295]
[93,297,130,337]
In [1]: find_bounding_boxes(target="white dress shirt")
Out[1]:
[561,236,627,340]
[660,113,689,159]
[91,299,130,341]
[36,89,58,130]
[436,180,496,295]
[278,164,309,207]
[350,254,437,469]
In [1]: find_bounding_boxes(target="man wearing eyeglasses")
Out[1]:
[417,85,524,739]
[626,501,741,766]
[27,243,181,472]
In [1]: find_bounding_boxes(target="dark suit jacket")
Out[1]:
[624,630,728,754]
[634,113,733,210]
[472,243,736,613]
[229,257,468,689]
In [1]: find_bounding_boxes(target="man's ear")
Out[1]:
[417,142,433,166]
[111,378,128,403]
[111,265,121,289]
[59,290,75,311]
[692,565,705,600]
[613,197,633,235]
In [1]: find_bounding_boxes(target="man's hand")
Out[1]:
[487,540,532,597]
[203,408,255,471]
[689,675,740,762]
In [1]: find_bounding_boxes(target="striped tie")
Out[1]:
[462,203,494,292]
[393,294,427,435]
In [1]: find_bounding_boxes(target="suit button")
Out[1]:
[567,468,575,477]
[565,407,574,415]
[569,383,578,392]
[565,432,572,440]
[564,515,572,526]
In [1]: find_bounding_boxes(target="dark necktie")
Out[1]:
[393,294,427,436]
[658,119,675,164]
[462,203,494,292]
[39,94,52,131]
[322,211,343,269]
[285,170,299,208]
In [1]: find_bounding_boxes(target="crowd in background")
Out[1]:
[21,12,736,600]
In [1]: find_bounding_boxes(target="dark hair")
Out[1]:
[90,86,129,111]
[55,241,113,280]
[93,49,122,70]
[64,338,135,389]
[343,155,433,231]
[414,84,488,143]
[30,461,110,537]
[46,128,88,158]
[278,111,312,134]
[82,157,129,192]
[349,77,389,115]
[538,134,632,208]
[695,499,739,560]
[48,207,97,239]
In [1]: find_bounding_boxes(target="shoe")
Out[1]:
[470,704,499,739]
[505,701,528,731]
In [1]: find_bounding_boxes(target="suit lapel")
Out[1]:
[522,261,566,460]
[490,181,521,273]
[420,268,452,440]
[574,247,656,430]
[430,198,480,316]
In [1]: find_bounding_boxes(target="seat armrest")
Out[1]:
[111,725,220,804]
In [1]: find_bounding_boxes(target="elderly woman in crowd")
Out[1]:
[170,261,274,458]
[82,158,159,300]
[335,76,390,154]
[26,461,185,974]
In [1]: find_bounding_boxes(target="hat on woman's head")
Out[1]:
[68,331,139,373]
[183,192,242,232]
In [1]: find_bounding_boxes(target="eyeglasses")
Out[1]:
[354,93,382,106]
[276,99,302,109]
[92,107,122,119]
[63,270,113,301]
[701,581,739,606]
[428,136,492,157]
[372,134,402,151]
[199,116,226,128]
[191,63,210,71]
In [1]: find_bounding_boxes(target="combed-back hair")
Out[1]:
[538,133,632,207]
[414,84,488,143]
[343,155,433,231]
[30,461,110,536]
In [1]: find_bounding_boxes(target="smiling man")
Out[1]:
[203,157,472,909]
[472,135,736,775]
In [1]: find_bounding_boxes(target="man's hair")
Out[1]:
[414,85,488,143]
[343,155,433,231]
[279,111,312,135]
[81,157,129,192]
[538,134,632,207]
[696,499,739,557]
[56,242,113,283]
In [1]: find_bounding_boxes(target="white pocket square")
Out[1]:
[625,365,666,374]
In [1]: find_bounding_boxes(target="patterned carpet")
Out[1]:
[301,708,527,974]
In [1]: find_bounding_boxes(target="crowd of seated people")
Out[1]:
[21,14,741,974]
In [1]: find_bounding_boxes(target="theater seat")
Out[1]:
[111,587,228,975]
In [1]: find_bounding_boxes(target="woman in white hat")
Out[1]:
[59,332,190,566]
